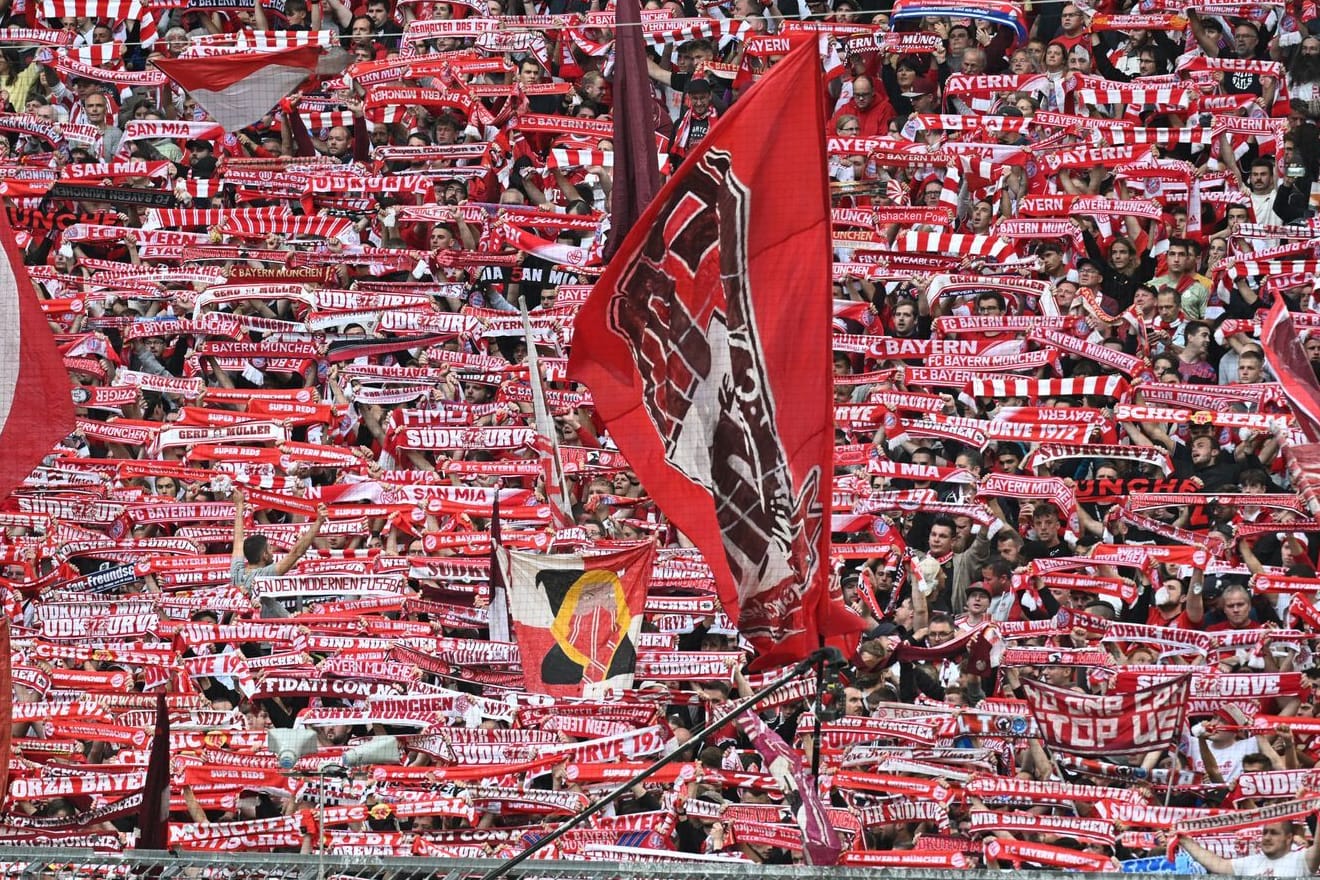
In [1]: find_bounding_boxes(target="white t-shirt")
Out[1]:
[1230,849,1310,877]
[1189,736,1257,783]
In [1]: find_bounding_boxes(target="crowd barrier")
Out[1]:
[0,847,1221,880]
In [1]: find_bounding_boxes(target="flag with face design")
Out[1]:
[499,542,654,698]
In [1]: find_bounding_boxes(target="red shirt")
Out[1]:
[1146,607,1194,629]
[1207,619,1265,632]
[830,95,896,139]
[1052,32,1091,54]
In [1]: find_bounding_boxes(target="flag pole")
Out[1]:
[1163,740,1179,807]
[810,647,828,780]
[478,647,841,880]
[519,303,574,528]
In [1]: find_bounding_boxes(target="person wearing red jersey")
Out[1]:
[1145,567,1206,628]
[829,75,895,139]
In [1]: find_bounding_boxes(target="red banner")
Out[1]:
[1021,673,1190,757]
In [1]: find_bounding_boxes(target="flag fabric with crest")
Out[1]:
[498,542,655,698]
[567,43,861,668]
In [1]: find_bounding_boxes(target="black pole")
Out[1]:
[478,648,836,880]
[810,653,826,780]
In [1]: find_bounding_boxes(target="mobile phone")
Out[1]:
[1287,164,1306,178]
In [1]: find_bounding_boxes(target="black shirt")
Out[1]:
[1021,539,1074,562]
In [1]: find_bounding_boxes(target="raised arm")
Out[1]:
[1307,811,1320,872]
[1186,561,1206,625]
[231,489,246,562]
[1176,834,1234,875]
[1240,536,1266,576]
[1187,10,1223,57]
[1195,723,1224,784]
[646,56,674,88]
[273,504,328,575]
[911,559,931,636]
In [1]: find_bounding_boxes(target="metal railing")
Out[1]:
[0,848,1212,880]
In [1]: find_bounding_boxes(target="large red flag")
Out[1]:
[567,44,860,668]
[1262,295,1320,443]
[0,208,75,500]
[151,47,320,134]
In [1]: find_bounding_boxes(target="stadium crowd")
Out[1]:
[0,0,1319,869]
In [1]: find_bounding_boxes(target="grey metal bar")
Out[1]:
[479,652,827,880]
[0,847,1218,880]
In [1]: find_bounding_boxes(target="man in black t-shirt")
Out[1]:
[1021,504,1075,562]
[1189,13,1274,99]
